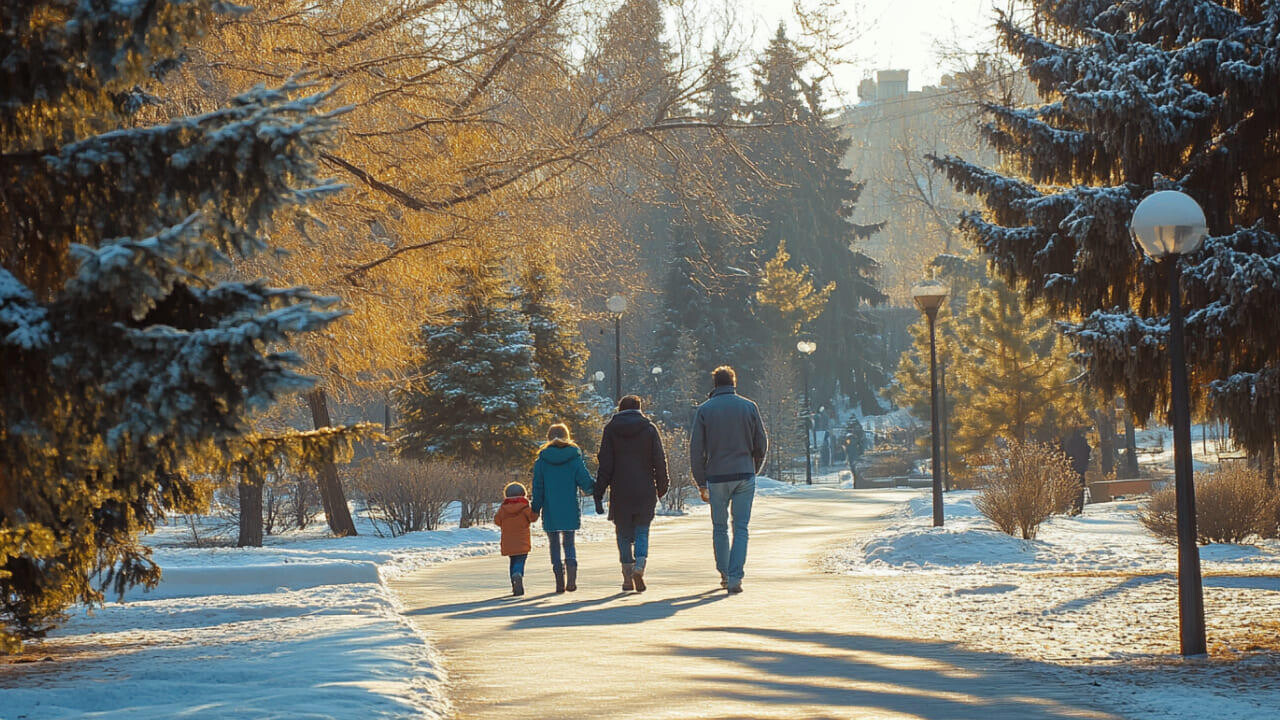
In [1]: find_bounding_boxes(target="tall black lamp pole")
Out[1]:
[1131,189,1208,656]
[912,279,949,528]
[606,294,628,401]
[797,340,817,485]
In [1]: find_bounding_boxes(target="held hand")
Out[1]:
[698,487,710,503]
[530,511,540,522]
[595,500,606,515]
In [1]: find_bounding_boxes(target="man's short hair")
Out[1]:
[712,366,736,387]
[618,395,642,411]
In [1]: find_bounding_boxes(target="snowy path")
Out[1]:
[392,488,1120,720]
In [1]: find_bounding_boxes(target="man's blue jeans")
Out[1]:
[709,476,755,585]
[548,531,576,571]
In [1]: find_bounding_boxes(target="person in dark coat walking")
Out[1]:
[530,423,595,593]
[594,395,669,592]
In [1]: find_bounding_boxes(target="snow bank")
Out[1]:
[834,490,1280,575]
[2,518,517,719]
[861,525,1041,569]
[121,560,380,600]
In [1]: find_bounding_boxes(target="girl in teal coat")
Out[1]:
[530,423,596,593]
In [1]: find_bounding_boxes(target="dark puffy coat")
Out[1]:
[594,410,669,524]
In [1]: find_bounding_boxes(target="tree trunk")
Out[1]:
[307,388,358,537]
[940,360,951,492]
[238,479,264,548]
[1121,411,1139,478]
[1095,407,1116,477]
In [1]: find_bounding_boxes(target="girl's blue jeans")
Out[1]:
[548,531,576,571]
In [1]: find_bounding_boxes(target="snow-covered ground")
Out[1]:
[0,506,613,719]
[826,490,1280,720]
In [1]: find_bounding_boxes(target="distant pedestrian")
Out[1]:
[594,395,669,593]
[690,366,768,594]
[844,418,867,487]
[494,482,535,596]
[530,423,595,593]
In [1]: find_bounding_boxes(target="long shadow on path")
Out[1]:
[661,626,1115,720]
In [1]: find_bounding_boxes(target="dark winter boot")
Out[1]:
[621,563,635,592]
[554,567,566,594]
[566,562,578,592]
[719,572,728,589]
[632,556,647,593]
[512,574,524,597]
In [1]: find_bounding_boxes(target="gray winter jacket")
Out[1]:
[689,386,768,487]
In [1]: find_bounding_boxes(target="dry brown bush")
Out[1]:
[972,440,1078,540]
[456,466,515,529]
[659,424,694,513]
[1140,464,1280,544]
[354,459,458,536]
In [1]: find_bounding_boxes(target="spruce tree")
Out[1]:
[1,1,342,646]
[516,259,600,447]
[654,46,761,385]
[747,26,885,411]
[397,249,545,468]
[930,1,1280,461]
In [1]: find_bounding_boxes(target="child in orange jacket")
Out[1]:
[495,482,536,596]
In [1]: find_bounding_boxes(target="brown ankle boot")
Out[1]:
[621,563,634,591]
[566,562,578,592]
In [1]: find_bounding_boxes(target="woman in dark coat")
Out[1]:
[530,423,595,593]
[594,395,669,592]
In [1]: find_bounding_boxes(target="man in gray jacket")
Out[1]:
[689,366,768,594]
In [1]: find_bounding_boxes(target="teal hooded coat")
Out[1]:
[530,443,596,532]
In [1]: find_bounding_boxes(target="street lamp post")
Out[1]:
[797,340,817,485]
[651,366,663,412]
[912,279,949,528]
[606,295,628,401]
[1130,189,1209,656]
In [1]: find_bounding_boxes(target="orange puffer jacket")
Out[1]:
[494,498,534,556]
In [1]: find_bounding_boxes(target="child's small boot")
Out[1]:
[565,561,578,592]
[621,562,635,592]
[554,567,566,594]
[512,573,524,596]
[632,556,647,593]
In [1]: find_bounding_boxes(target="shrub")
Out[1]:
[354,459,457,536]
[659,424,695,513]
[1140,464,1280,544]
[972,440,1078,540]
[455,465,513,528]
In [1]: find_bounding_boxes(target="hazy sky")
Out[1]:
[746,0,998,102]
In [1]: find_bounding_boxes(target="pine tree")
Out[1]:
[397,249,545,468]
[747,26,885,411]
[1,1,341,647]
[755,240,834,337]
[948,278,1086,459]
[516,259,601,448]
[930,1,1280,460]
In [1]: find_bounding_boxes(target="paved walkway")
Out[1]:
[392,488,1121,719]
